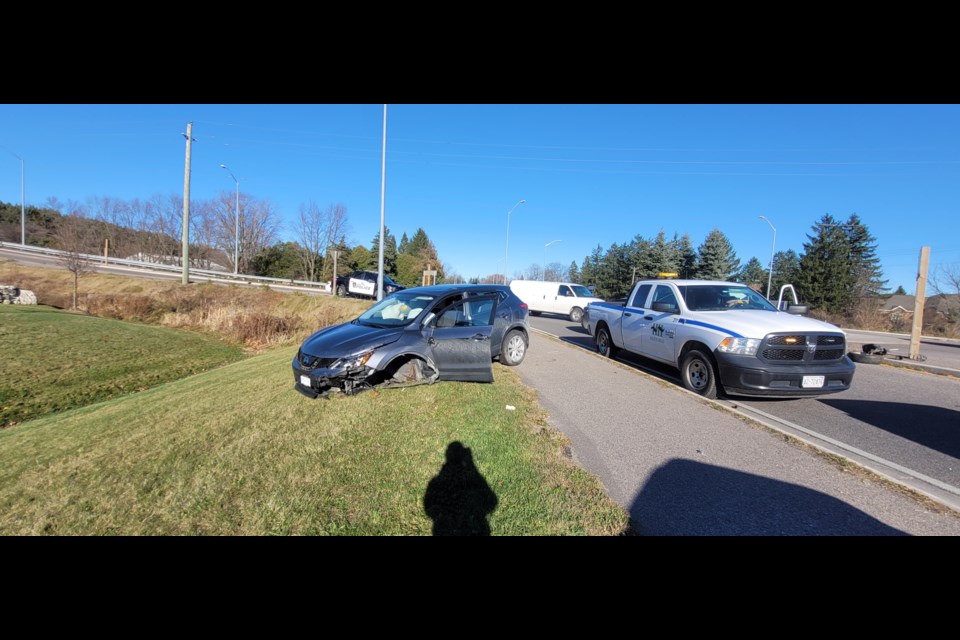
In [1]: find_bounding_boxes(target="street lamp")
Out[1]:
[504,199,525,286]
[543,239,561,281]
[2,147,24,245]
[220,164,240,275]
[759,216,776,300]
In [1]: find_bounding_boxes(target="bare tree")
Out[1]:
[207,191,281,273]
[932,263,960,297]
[294,200,326,281]
[545,262,567,282]
[55,213,96,310]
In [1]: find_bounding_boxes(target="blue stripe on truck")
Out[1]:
[679,318,743,338]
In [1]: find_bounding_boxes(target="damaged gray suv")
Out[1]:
[293,284,530,398]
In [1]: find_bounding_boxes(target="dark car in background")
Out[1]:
[294,284,530,398]
[335,270,405,298]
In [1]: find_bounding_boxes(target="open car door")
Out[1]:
[425,294,497,382]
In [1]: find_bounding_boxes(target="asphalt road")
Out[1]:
[517,329,960,534]
[528,313,960,512]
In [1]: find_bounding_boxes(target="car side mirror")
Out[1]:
[652,302,678,314]
[421,312,437,328]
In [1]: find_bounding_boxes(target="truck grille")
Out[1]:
[757,333,846,365]
[762,348,804,361]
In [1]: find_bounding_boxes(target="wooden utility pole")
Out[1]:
[909,246,930,360]
[181,122,194,285]
[103,238,108,264]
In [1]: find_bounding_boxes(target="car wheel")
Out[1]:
[337,284,347,297]
[680,349,718,399]
[569,307,584,323]
[596,326,619,359]
[500,330,527,366]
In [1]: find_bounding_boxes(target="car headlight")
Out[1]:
[717,337,761,356]
[331,350,374,369]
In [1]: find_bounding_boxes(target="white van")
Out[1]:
[509,280,604,323]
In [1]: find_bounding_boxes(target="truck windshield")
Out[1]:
[679,285,777,312]
[570,285,593,297]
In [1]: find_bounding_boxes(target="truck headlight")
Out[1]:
[332,350,374,369]
[717,337,761,356]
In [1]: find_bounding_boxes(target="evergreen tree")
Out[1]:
[695,228,741,280]
[568,260,580,283]
[398,232,409,254]
[597,242,631,299]
[893,285,907,295]
[370,227,397,276]
[771,249,801,296]
[844,213,888,300]
[674,233,697,279]
[629,234,653,279]
[406,228,432,256]
[797,214,856,313]
[736,257,768,291]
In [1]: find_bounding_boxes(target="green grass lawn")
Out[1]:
[0,344,628,535]
[0,306,245,428]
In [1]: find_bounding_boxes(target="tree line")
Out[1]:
[0,196,451,288]
[552,213,887,316]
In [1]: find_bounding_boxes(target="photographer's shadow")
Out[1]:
[424,441,498,536]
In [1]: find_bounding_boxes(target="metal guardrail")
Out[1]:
[0,241,332,292]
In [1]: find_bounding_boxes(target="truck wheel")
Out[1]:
[337,284,347,297]
[500,330,527,366]
[681,349,718,399]
[596,327,619,359]
[569,307,583,323]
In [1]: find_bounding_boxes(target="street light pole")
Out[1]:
[544,239,561,281]
[220,164,240,275]
[2,148,24,245]
[759,215,776,299]
[504,198,525,286]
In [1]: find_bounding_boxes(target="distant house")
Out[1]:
[878,294,916,322]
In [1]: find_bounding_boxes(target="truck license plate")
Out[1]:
[300,375,311,387]
[802,375,825,388]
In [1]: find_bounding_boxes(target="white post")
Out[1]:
[377,104,387,301]
[759,215,776,299]
[504,199,525,286]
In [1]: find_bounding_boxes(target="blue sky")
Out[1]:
[1,104,958,293]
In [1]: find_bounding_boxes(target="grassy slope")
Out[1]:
[0,346,628,536]
[0,306,244,428]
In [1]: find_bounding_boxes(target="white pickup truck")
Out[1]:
[583,279,855,398]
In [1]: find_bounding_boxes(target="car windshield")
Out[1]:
[357,292,435,327]
[679,285,777,311]
[570,285,593,297]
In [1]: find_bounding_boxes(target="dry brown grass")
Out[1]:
[0,259,370,352]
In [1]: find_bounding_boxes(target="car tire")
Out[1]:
[596,326,619,359]
[337,284,347,297]
[501,329,527,366]
[849,351,883,364]
[680,349,718,399]
[569,307,583,323]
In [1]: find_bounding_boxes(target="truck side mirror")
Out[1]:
[652,302,678,314]
[786,304,809,316]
